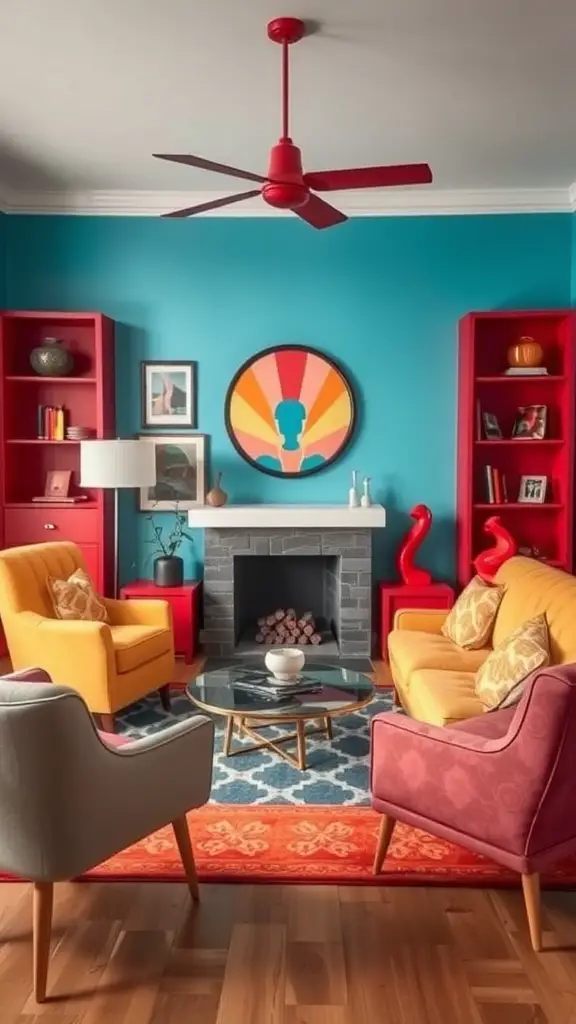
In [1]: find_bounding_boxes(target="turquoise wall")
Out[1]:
[4,213,572,584]
[0,215,6,305]
[572,215,576,305]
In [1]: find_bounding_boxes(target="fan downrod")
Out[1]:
[267,17,306,45]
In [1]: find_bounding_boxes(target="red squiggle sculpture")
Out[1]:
[473,516,518,581]
[397,504,433,585]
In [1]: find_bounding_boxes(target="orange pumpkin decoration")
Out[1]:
[507,336,544,368]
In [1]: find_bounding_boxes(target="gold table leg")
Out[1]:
[224,716,235,756]
[296,720,306,770]
[222,716,331,771]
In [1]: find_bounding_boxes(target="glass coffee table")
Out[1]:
[187,662,375,771]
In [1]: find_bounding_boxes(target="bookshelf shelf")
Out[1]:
[4,501,99,509]
[476,375,565,383]
[5,376,97,384]
[473,503,563,511]
[474,439,563,447]
[457,310,575,586]
[6,438,80,445]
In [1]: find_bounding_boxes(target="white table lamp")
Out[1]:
[80,439,156,596]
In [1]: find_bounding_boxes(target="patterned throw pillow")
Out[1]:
[441,575,504,650]
[48,568,109,623]
[474,614,549,711]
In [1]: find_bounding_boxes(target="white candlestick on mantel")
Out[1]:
[187,504,386,530]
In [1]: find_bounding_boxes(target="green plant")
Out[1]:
[146,502,194,559]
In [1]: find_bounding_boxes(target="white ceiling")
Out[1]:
[1,0,576,198]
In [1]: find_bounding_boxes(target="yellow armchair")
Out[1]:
[0,542,175,730]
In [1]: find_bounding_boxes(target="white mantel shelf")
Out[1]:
[188,504,386,529]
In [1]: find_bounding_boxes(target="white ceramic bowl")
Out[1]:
[265,647,305,681]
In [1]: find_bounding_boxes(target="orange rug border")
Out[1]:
[76,804,576,889]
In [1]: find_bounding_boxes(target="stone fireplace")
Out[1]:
[190,505,386,659]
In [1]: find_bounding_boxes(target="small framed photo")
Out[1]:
[138,434,206,511]
[518,475,547,504]
[482,411,502,439]
[45,470,71,498]
[141,361,197,428]
[512,404,547,440]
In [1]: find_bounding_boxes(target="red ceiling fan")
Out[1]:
[154,17,433,229]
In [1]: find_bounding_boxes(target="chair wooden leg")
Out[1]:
[33,882,53,1003]
[159,684,171,712]
[172,817,200,902]
[521,872,542,951]
[99,713,115,733]
[373,815,397,875]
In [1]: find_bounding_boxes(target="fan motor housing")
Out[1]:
[264,139,309,207]
[262,181,309,210]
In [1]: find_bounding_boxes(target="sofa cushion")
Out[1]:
[475,614,550,711]
[405,669,485,726]
[494,557,576,664]
[441,575,504,650]
[110,625,172,674]
[388,630,489,692]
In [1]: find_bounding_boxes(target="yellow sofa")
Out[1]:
[0,542,175,728]
[389,556,576,726]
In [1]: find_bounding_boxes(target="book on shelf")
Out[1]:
[503,367,549,376]
[37,404,67,440]
[484,465,508,504]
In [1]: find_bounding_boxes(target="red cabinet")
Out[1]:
[0,311,115,595]
[120,579,201,664]
[4,507,100,546]
[379,582,454,660]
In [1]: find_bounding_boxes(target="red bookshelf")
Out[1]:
[456,310,575,588]
[0,311,116,596]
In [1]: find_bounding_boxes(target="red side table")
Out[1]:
[379,582,454,660]
[120,579,201,664]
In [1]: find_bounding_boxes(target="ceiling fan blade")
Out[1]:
[162,190,261,218]
[154,153,267,184]
[304,163,433,191]
[294,193,348,230]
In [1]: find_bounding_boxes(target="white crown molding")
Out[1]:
[0,182,16,212]
[0,186,572,217]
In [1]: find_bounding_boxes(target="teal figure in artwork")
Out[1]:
[274,398,306,451]
[256,398,328,473]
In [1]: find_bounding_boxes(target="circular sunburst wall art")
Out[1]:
[225,345,356,478]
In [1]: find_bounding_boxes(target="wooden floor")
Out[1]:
[2,658,576,1022]
[2,881,576,1022]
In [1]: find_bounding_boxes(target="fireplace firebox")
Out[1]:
[234,554,340,656]
[202,525,374,659]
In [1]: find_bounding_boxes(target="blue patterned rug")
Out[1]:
[116,687,395,806]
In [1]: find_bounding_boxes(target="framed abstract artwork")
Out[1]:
[141,361,197,428]
[138,434,206,510]
[225,345,356,477]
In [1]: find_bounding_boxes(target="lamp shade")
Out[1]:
[80,439,156,489]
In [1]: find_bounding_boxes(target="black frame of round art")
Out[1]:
[224,344,357,478]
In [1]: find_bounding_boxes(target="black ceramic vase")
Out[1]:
[154,555,184,587]
[30,338,74,377]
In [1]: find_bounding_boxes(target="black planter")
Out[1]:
[154,555,184,587]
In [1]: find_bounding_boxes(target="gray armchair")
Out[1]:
[0,669,214,1002]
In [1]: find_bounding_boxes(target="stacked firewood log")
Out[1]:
[254,608,322,646]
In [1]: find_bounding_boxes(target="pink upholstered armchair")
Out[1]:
[371,664,576,951]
